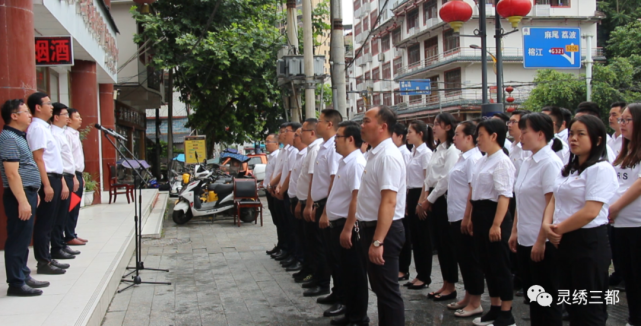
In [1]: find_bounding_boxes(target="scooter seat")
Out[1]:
[210,183,233,194]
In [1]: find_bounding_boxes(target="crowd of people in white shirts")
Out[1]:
[260,101,638,326]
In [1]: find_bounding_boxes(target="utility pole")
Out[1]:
[330,0,347,117]
[494,5,504,105]
[584,34,593,101]
[479,0,488,104]
[167,68,174,164]
[286,0,302,122]
[303,0,316,119]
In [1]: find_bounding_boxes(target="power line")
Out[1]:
[345,0,391,71]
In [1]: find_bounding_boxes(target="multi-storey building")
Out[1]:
[347,0,604,122]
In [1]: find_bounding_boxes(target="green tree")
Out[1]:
[597,0,641,48]
[523,69,585,112]
[606,21,641,59]
[133,0,285,156]
[296,0,331,52]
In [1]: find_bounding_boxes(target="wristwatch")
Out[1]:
[372,240,383,247]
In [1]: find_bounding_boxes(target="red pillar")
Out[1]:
[0,1,37,249]
[70,60,101,204]
[99,84,116,193]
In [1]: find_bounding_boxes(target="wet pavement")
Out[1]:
[102,198,630,325]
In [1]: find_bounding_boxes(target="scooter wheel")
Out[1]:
[173,209,193,224]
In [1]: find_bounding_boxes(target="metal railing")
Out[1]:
[361,2,370,17]
[402,87,534,110]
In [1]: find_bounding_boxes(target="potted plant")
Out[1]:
[83,172,98,206]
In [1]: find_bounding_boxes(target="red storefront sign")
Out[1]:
[35,36,74,66]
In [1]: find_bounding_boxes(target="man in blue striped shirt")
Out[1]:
[0,99,49,296]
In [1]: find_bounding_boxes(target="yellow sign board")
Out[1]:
[184,136,207,164]
[565,44,579,53]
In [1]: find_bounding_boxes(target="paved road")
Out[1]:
[102,198,630,325]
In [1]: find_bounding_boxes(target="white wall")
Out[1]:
[111,2,141,85]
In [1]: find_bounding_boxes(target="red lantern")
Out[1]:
[506,96,515,103]
[439,0,473,33]
[505,86,514,93]
[506,107,515,113]
[497,0,532,29]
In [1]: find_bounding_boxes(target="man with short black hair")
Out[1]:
[264,133,283,256]
[64,108,87,245]
[358,105,406,325]
[608,101,626,157]
[391,123,411,165]
[268,124,291,262]
[26,92,68,275]
[1,99,49,296]
[287,126,308,274]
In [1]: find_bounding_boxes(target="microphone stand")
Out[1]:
[99,132,171,292]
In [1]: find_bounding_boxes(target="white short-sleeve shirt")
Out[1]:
[550,137,570,166]
[311,136,341,202]
[288,147,307,198]
[356,138,407,222]
[399,145,411,166]
[50,125,75,174]
[471,150,515,202]
[608,133,623,159]
[326,150,366,221]
[514,146,564,246]
[447,147,482,222]
[425,143,460,203]
[279,145,299,186]
[610,163,641,228]
[65,127,84,173]
[553,161,618,228]
[263,149,280,189]
[509,142,532,181]
[406,143,432,189]
[27,117,63,174]
[556,129,568,145]
[296,138,323,200]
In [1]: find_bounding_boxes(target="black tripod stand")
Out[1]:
[99,132,171,293]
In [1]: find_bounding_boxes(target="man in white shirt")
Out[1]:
[322,121,368,325]
[268,125,292,263]
[357,106,406,326]
[286,127,308,274]
[542,106,570,145]
[50,103,80,261]
[26,93,68,275]
[508,110,532,180]
[608,101,626,159]
[304,109,343,299]
[391,123,411,165]
[274,122,302,270]
[64,108,87,246]
[294,119,323,284]
[264,134,283,257]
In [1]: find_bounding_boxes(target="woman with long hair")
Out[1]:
[509,113,564,325]
[402,120,434,288]
[544,115,618,326]
[419,113,461,300]
[608,103,641,326]
[446,121,485,318]
[469,119,516,326]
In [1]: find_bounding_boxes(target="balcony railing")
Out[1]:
[355,6,361,19]
[361,2,370,17]
[402,87,534,110]
[424,17,441,29]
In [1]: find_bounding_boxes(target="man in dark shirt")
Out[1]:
[0,99,49,296]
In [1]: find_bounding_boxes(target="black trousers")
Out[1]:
[290,197,306,265]
[324,219,344,302]
[450,220,484,295]
[472,200,513,301]
[65,171,83,241]
[4,187,37,287]
[432,194,458,283]
[337,219,368,322]
[399,194,412,275]
[269,193,288,252]
[34,175,62,263]
[517,243,562,326]
[359,220,405,326]
[313,200,330,288]
[613,227,641,326]
[608,225,623,282]
[407,188,432,284]
[283,196,300,261]
[265,191,280,249]
[52,174,73,253]
[300,200,315,275]
[558,225,610,326]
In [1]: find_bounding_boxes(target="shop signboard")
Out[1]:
[35,36,74,66]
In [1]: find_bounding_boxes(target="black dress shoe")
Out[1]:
[266,246,279,255]
[270,249,284,258]
[303,286,330,297]
[323,303,346,317]
[302,278,319,288]
[331,316,349,326]
[51,249,75,260]
[7,284,42,296]
[398,273,410,281]
[286,261,303,272]
[280,257,296,266]
[51,259,70,269]
[317,292,339,304]
[433,291,457,301]
[63,246,81,255]
[293,270,306,278]
[274,253,290,261]
[403,281,414,287]
[37,262,66,275]
[295,274,314,283]
[408,283,427,290]
[26,277,50,288]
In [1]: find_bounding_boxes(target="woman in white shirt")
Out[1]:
[402,120,434,289]
[544,115,618,326]
[508,113,564,325]
[446,121,485,318]
[419,113,461,300]
[469,119,516,326]
[608,103,641,326]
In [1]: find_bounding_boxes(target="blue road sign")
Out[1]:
[522,27,581,69]
[399,79,431,96]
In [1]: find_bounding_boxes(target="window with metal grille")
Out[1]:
[444,68,461,96]
[372,67,380,81]
[424,37,438,63]
[372,39,380,56]
[355,23,361,36]
[363,15,369,31]
[394,89,403,104]
[443,29,460,53]
[384,92,392,106]
[370,11,378,29]
[365,71,371,83]
[373,94,382,106]
[407,9,419,31]
[424,0,437,22]
[392,28,402,46]
[536,0,569,6]
[364,42,370,54]
[408,44,420,66]
[357,99,365,112]
[382,62,391,79]
[393,57,402,73]
[381,34,391,52]
[354,0,361,10]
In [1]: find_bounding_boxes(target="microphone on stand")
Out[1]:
[94,123,127,141]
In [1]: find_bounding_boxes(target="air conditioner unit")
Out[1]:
[365,53,373,63]
[407,27,415,37]
[378,53,385,61]
[394,47,404,57]
[534,4,551,17]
